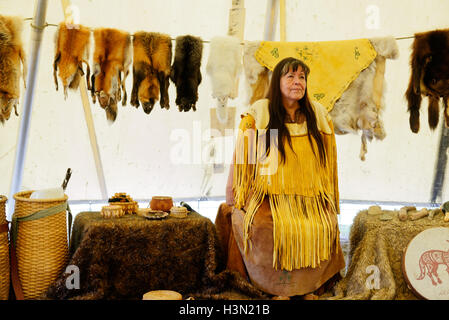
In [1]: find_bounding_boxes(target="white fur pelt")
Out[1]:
[243,40,270,106]
[330,36,399,160]
[206,36,242,118]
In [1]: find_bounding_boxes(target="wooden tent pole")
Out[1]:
[8,0,49,219]
[60,0,108,200]
[280,0,286,41]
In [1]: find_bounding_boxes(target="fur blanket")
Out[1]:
[330,36,399,160]
[328,208,448,300]
[45,212,267,300]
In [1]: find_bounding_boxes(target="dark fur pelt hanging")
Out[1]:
[170,35,203,112]
[0,15,26,124]
[130,32,172,114]
[405,29,449,133]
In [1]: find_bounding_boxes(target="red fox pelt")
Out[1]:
[170,35,203,112]
[91,28,131,122]
[53,23,91,99]
[0,15,27,124]
[405,29,449,133]
[131,32,172,114]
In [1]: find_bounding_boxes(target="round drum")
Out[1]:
[403,227,449,300]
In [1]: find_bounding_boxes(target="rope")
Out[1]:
[22,17,420,43]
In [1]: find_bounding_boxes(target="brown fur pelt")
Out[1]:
[131,32,172,115]
[328,209,448,300]
[53,23,91,99]
[170,35,203,112]
[405,29,449,133]
[90,28,131,122]
[44,212,267,300]
[0,15,27,124]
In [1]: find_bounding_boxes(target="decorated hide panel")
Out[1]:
[0,15,26,124]
[251,37,398,160]
[130,32,172,115]
[90,28,131,122]
[53,23,91,99]
[405,29,449,133]
[170,35,203,112]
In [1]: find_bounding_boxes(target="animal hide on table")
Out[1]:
[405,29,449,133]
[44,211,267,300]
[206,36,242,118]
[329,209,448,300]
[90,28,131,122]
[170,35,203,112]
[53,23,91,99]
[243,41,270,106]
[0,15,27,124]
[330,37,399,160]
[130,32,172,115]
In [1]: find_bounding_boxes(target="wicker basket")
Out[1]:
[12,190,69,299]
[0,195,9,300]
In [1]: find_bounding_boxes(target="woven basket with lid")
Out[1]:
[0,195,9,300]
[12,190,69,299]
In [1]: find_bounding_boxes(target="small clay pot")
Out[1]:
[150,196,173,212]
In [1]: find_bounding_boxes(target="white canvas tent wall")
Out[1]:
[1,0,449,220]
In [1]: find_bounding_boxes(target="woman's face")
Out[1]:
[279,66,307,104]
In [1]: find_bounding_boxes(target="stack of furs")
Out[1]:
[90,28,132,122]
[130,32,172,115]
[170,35,203,112]
[206,36,242,122]
[405,29,449,133]
[330,36,399,161]
[0,15,27,124]
[53,23,91,99]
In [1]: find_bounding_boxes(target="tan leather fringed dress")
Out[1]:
[229,98,345,296]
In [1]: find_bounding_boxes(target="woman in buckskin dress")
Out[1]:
[216,57,345,299]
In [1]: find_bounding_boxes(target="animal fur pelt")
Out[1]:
[90,28,131,122]
[53,23,91,99]
[206,36,242,110]
[44,211,268,300]
[0,15,27,124]
[405,29,449,133]
[170,35,203,112]
[330,36,399,160]
[130,32,172,115]
[243,41,270,105]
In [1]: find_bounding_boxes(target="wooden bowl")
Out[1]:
[150,196,173,212]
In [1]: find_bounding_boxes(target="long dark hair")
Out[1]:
[264,57,326,165]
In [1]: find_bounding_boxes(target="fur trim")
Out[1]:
[243,41,270,105]
[206,36,242,108]
[91,28,131,122]
[330,37,399,160]
[0,15,26,123]
[130,32,172,115]
[405,29,449,133]
[53,23,91,99]
[170,35,203,112]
